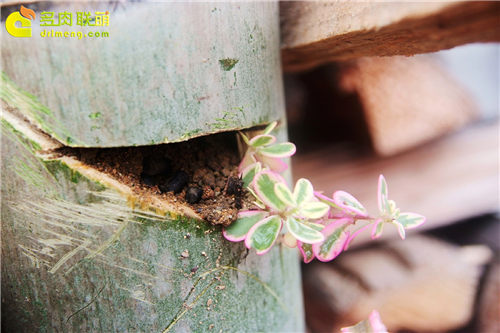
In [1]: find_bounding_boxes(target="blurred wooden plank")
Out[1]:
[339,55,478,156]
[281,1,500,72]
[292,121,499,240]
[303,236,492,332]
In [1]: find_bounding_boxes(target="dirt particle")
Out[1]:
[201,251,207,257]
[225,176,243,196]
[221,166,232,177]
[207,299,213,307]
[202,186,215,200]
[215,248,223,268]
[161,171,189,194]
[219,58,239,71]
[205,205,238,226]
[191,266,198,273]
[185,187,203,204]
[214,187,221,196]
[215,285,226,290]
[184,232,191,239]
[209,324,215,330]
[181,250,189,258]
[194,168,215,187]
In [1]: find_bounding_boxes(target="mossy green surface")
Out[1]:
[1,3,283,148]
[1,105,304,332]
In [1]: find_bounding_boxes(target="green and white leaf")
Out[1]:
[248,134,276,148]
[388,200,399,217]
[223,211,268,241]
[241,162,261,188]
[274,182,295,207]
[313,225,348,262]
[286,217,324,244]
[239,131,250,145]
[245,215,282,255]
[300,202,329,219]
[293,178,314,206]
[396,212,425,229]
[378,174,390,214]
[253,172,287,211]
[304,222,325,232]
[394,221,406,240]
[263,121,277,135]
[372,220,384,239]
[334,191,367,215]
[259,142,296,158]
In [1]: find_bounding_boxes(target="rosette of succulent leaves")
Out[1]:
[223,122,426,263]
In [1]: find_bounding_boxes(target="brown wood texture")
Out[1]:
[303,236,493,332]
[339,55,478,156]
[292,121,499,240]
[281,1,500,72]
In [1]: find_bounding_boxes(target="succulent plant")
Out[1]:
[224,122,425,263]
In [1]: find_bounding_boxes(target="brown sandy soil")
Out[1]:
[56,132,255,226]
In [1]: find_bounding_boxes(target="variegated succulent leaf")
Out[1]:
[223,210,268,242]
[341,310,388,333]
[227,128,426,263]
[245,215,283,255]
[313,219,351,262]
[286,217,325,244]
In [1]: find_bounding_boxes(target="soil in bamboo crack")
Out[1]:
[55,132,255,226]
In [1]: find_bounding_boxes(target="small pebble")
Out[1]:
[201,251,207,257]
[181,250,189,258]
[185,187,203,204]
[160,171,188,194]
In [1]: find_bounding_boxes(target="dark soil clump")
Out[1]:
[56,132,254,226]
